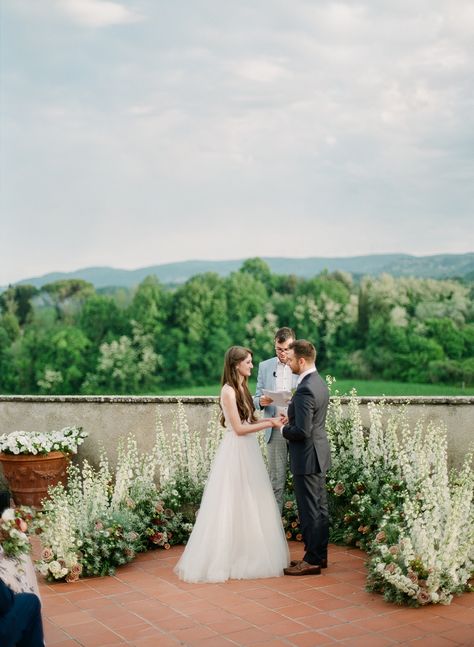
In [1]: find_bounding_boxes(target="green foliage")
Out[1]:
[1,262,473,394]
[281,473,303,542]
[29,400,473,607]
[0,284,38,326]
[33,406,222,581]
[326,388,474,606]
[82,321,160,394]
[78,294,126,344]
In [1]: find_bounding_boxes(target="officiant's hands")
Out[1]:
[260,395,273,407]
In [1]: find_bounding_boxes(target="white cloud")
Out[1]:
[1,1,473,285]
[233,58,289,83]
[56,0,142,27]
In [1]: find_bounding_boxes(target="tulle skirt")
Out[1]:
[174,430,289,583]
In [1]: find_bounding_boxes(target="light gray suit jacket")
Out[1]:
[253,357,299,443]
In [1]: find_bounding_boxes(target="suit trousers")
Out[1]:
[266,429,288,512]
[0,592,44,647]
[293,473,329,566]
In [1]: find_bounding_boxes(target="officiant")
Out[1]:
[253,327,298,511]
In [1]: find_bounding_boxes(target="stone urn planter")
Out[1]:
[0,451,71,508]
[0,426,88,508]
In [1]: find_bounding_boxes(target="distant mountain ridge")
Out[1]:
[5,253,474,290]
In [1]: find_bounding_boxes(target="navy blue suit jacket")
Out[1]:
[282,371,331,475]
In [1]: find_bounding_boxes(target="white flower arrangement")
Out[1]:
[0,426,88,455]
[155,400,223,486]
[34,433,161,581]
[326,384,474,606]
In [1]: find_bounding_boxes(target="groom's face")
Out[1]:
[286,349,301,375]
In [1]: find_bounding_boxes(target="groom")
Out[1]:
[280,339,331,576]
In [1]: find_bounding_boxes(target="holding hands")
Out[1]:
[267,417,282,428]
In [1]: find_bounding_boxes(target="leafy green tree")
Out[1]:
[82,321,160,394]
[166,273,230,385]
[294,274,353,366]
[225,271,268,347]
[240,258,274,291]
[79,295,126,345]
[0,325,16,392]
[38,327,90,394]
[9,322,89,394]
[365,319,444,382]
[424,318,465,360]
[461,357,474,385]
[245,309,279,363]
[41,279,95,321]
[462,324,474,358]
[127,276,168,338]
[427,359,463,385]
[0,311,20,343]
[0,284,38,326]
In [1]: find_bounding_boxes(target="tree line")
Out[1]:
[0,258,473,394]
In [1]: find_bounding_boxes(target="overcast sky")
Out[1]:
[1,0,473,286]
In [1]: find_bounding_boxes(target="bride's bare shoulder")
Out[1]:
[220,383,236,401]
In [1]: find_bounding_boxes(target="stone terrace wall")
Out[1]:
[0,396,472,470]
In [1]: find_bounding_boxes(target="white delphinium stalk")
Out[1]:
[382,408,403,470]
[178,400,203,482]
[155,407,171,482]
[366,401,386,464]
[111,434,158,509]
[155,401,215,487]
[326,390,344,446]
[347,389,365,461]
[36,487,80,577]
[111,436,140,508]
[366,401,401,473]
[375,417,474,605]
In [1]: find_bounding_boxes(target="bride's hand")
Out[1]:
[269,417,281,428]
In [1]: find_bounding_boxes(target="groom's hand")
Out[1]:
[279,413,288,426]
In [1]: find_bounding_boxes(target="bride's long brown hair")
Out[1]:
[220,346,258,427]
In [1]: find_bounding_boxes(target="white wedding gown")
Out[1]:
[174,402,289,583]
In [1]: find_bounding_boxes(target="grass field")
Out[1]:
[158,378,474,397]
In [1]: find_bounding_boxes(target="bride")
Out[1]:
[174,346,290,583]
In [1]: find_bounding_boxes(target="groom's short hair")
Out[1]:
[290,339,316,363]
[274,327,295,343]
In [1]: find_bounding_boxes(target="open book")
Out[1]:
[262,389,293,407]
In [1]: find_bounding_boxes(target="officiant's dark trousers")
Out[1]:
[293,473,329,566]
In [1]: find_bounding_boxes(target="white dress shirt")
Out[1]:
[275,359,293,419]
[296,366,316,386]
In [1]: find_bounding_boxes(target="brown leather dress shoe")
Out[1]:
[290,558,328,568]
[284,560,321,576]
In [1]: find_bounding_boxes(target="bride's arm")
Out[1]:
[221,386,278,436]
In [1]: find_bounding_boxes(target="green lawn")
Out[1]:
[157,378,474,397]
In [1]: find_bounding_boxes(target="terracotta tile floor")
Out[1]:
[38,544,474,646]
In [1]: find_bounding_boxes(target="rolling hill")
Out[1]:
[5,252,474,290]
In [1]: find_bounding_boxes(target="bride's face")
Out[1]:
[236,353,253,379]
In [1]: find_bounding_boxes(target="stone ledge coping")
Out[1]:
[1,395,473,405]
